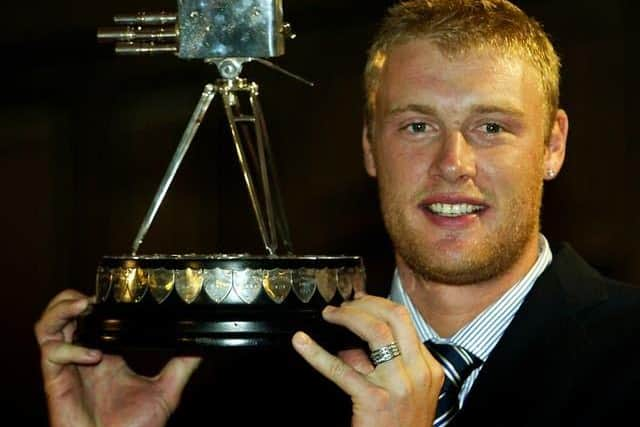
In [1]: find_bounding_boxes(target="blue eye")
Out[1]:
[483,123,503,134]
[406,122,427,133]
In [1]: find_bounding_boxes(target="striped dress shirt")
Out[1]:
[388,234,552,407]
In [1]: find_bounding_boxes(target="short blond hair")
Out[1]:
[364,0,561,140]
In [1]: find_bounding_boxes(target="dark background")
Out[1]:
[1,0,637,424]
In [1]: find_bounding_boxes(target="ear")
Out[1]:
[544,109,569,181]
[362,125,377,177]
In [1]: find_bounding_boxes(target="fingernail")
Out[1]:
[75,298,88,311]
[293,332,310,347]
[77,299,94,316]
[86,349,101,359]
[323,305,336,314]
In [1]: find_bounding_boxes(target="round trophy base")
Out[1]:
[76,304,364,354]
[76,254,366,353]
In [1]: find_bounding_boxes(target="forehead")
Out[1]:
[377,39,543,113]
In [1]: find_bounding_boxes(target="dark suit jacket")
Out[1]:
[166,242,638,426]
[453,242,640,426]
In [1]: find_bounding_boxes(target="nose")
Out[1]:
[431,130,476,182]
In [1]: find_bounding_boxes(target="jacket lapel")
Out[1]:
[452,243,607,426]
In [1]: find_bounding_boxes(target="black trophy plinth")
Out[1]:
[76,254,367,353]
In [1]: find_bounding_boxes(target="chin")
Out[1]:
[420,264,500,285]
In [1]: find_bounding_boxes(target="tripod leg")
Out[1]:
[250,92,294,254]
[221,89,276,255]
[244,92,278,252]
[130,83,217,254]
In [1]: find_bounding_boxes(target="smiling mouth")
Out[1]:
[424,202,486,217]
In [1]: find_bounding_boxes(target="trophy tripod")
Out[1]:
[129,57,305,258]
[77,1,365,352]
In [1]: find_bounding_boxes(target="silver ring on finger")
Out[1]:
[370,342,401,366]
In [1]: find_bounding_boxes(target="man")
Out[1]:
[35,1,639,426]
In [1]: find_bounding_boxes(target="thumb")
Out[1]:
[156,356,202,410]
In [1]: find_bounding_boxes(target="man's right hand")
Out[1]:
[34,289,201,427]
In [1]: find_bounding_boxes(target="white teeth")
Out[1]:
[428,203,483,217]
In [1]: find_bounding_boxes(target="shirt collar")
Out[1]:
[389,234,553,361]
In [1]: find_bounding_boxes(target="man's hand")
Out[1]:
[292,292,443,427]
[34,289,201,427]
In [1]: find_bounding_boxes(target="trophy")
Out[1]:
[77,0,365,352]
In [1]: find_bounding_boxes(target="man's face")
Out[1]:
[364,39,566,284]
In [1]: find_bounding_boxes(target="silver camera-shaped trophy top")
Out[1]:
[78,0,366,352]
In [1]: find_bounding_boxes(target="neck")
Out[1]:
[398,235,540,338]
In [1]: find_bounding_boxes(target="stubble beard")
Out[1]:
[380,177,544,286]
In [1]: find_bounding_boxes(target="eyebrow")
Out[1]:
[470,104,526,117]
[387,103,525,118]
[388,104,438,117]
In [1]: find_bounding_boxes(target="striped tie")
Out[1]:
[424,341,482,427]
